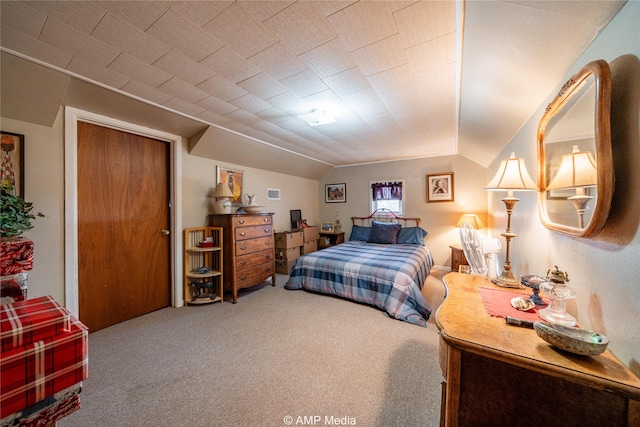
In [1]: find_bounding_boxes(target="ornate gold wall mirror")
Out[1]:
[537,60,613,237]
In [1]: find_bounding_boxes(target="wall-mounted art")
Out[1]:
[325,183,346,203]
[217,166,244,206]
[426,173,454,202]
[1,131,24,196]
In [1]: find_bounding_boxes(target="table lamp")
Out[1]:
[212,182,234,214]
[455,213,485,230]
[545,145,597,228]
[484,153,538,288]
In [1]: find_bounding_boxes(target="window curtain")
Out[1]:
[371,182,402,201]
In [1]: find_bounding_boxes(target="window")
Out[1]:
[370,180,404,215]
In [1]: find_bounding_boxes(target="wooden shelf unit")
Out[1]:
[318,231,345,249]
[184,227,223,305]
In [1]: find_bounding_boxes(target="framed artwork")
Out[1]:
[325,183,346,203]
[290,209,302,230]
[426,173,454,202]
[1,131,25,197]
[321,222,334,232]
[217,166,244,205]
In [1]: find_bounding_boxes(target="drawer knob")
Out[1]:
[239,220,245,224]
[240,275,247,280]
[265,241,271,246]
[240,260,247,266]
[263,218,268,222]
[240,232,246,236]
[265,228,271,233]
[240,246,246,251]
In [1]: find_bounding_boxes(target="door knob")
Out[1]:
[161,229,170,236]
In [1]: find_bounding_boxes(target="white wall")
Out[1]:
[319,155,488,267]
[487,1,640,372]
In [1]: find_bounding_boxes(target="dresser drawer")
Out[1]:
[235,236,274,255]
[236,249,274,272]
[235,224,273,241]
[232,215,272,227]
[236,263,275,289]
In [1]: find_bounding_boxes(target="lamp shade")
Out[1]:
[212,182,233,199]
[546,145,597,190]
[484,152,538,191]
[456,214,485,229]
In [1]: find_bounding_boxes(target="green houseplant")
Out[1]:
[0,182,43,238]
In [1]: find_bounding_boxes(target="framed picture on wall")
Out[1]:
[217,166,244,205]
[426,173,454,202]
[325,183,346,203]
[1,131,25,197]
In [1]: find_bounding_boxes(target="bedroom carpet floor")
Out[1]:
[59,271,447,427]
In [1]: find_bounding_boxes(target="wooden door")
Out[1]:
[77,122,171,332]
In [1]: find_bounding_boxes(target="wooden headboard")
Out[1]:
[351,209,421,227]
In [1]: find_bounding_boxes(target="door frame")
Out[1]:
[64,107,183,317]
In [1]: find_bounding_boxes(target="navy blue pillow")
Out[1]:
[367,221,402,244]
[397,227,428,245]
[349,225,371,242]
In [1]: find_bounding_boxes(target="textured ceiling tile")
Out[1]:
[298,38,358,79]
[240,1,295,22]
[92,13,170,65]
[196,96,238,116]
[248,42,308,81]
[327,2,397,51]
[146,8,222,62]
[341,88,390,120]
[67,57,130,89]
[367,64,414,94]
[157,78,210,104]
[323,67,369,96]
[0,1,47,39]
[199,46,260,83]
[279,69,328,98]
[195,110,233,126]
[223,109,262,125]
[154,50,215,86]
[162,97,206,117]
[313,1,357,18]
[120,80,173,105]
[229,93,272,114]
[237,73,287,100]
[256,107,289,123]
[264,1,337,55]
[266,91,309,114]
[108,53,172,88]
[0,25,73,69]
[405,33,456,74]
[197,75,248,102]
[25,1,106,34]
[39,18,120,67]
[378,87,423,118]
[94,1,171,32]
[352,35,408,76]
[394,0,456,48]
[170,1,233,26]
[364,114,402,135]
[204,2,279,59]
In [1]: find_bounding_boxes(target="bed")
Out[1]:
[284,210,434,326]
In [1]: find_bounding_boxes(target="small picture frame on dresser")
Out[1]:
[321,222,334,232]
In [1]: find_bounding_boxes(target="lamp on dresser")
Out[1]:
[212,182,234,214]
[484,152,538,288]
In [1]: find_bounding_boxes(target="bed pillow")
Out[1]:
[367,221,402,244]
[397,227,428,245]
[349,225,371,242]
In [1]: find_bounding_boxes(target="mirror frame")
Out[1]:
[537,60,613,238]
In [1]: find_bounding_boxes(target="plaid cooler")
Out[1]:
[1,295,71,352]
[0,316,88,418]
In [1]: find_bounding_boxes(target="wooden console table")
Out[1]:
[436,272,640,427]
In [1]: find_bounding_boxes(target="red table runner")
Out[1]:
[479,286,547,322]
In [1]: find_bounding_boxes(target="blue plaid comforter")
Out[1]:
[284,241,434,326]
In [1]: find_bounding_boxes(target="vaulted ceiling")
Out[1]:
[0,1,626,178]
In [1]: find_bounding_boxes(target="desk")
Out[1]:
[436,273,640,426]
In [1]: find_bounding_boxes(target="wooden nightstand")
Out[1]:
[449,244,468,272]
[318,231,345,250]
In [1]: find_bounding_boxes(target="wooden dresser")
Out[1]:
[208,213,275,303]
[436,272,640,427]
